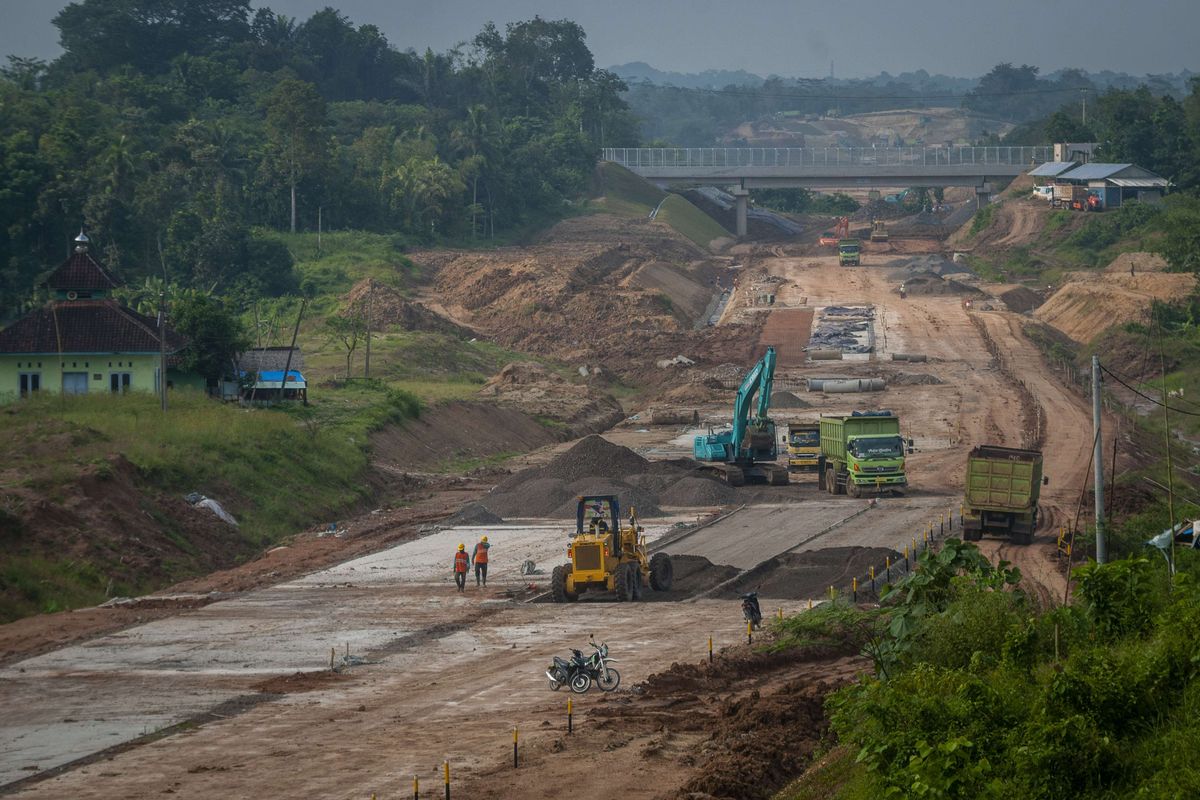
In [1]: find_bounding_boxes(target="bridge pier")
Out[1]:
[732,187,749,238]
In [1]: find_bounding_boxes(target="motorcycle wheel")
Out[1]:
[549,679,562,691]
[597,667,621,692]
[570,673,591,693]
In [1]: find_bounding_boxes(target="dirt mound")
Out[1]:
[999,286,1044,312]
[1106,251,1168,274]
[478,363,625,436]
[660,554,741,595]
[902,271,983,296]
[444,503,504,526]
[724,546,900,600]
[482,438,729,518]
[1034,269,1196,343]
[344,279,468,335]
[370,401,561,472]
[770,390,811,408]
[552,479,663,518]
[659,476,736,506]
[254,670,351,694]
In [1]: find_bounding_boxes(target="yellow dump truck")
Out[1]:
[785,422,821,473]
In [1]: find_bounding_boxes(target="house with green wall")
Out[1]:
[0,233,202,402]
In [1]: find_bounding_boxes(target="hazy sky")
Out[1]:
[2,0,1197,79]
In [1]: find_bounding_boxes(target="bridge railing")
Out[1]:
[601,146,1054,169]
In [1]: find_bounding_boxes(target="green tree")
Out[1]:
[170,291,250,384]
[1158,196,1200,273]
[262,78,327,233]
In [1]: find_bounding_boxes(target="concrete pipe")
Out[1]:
[807,377,860,391]
[891,353,928,363]
[820,378,886,393]
[808,349,844,361]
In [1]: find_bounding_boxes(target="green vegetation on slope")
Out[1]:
[591,161,731,247]
[0,387,418,621]
[775,538,1200,800]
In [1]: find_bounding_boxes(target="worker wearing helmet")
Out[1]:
[453,543,469,592]
[472,535,491,587]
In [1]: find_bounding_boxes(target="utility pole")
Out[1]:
[159,288,168,412]
[1092,355,1105,563]
[364,279,372,380]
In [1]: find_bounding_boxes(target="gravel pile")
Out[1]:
[770,390,811,408]
[478,436,732,519]
[659,477,735,506]
[444,503,505,525]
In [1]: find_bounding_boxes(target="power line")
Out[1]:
[1099,365,1200,417]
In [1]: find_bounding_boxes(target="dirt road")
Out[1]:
[0,244,1101,799]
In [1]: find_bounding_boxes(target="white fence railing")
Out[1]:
[602,146,1054,169]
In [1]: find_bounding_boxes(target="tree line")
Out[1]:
[0,1,639,316]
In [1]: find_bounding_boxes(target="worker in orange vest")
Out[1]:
[472,535,490,587]
[453,543,469,592]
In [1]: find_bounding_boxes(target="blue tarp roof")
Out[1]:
[253,369,305,384]
[1028,161,1077,177]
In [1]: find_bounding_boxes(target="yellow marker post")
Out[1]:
[747,619,753,645]
[413,776,419,800]
[885,556,891,581]
[940,513,945,536]
[708,634,713,664]
[869,565,876,594]
[777,607,783,621]
[852,576,858,602]
[567,697,573,734]
[444,760,450,800]
[808,599,813,610]
[904,544,909,571]
[513,726,519,768]
[329,647,335,671]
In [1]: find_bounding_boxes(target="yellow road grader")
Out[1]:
[550,495,673,602]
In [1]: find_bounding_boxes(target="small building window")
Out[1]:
[110,373,132,394]
[19,372,41,398]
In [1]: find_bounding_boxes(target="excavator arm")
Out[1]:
[730,346,776,451]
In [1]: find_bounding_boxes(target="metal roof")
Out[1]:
[1057,163,1136,180]
[1028,161,1077,177]
[1108,177,1170,189]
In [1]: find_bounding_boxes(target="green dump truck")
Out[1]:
[838,239,861,266]
[962,445,1045,544]
[817,411,910,497]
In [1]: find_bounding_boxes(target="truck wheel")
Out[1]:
[551,564,577,603]
[649,553,674,591]
[614,562,637,602]
[848,481,862,498]
[825,467,837,495]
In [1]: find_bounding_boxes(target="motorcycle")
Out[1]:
[545,637,620,693]
[546,650,591,693]
[741,591,763,630]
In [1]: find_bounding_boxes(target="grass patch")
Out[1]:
[773,746,872,800]
[261,229,422,296]
[968,203,996,238]
[0,554,134,620]
[655,193,732,248]
[771,600,882,653]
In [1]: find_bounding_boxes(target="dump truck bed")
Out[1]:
[965,445,1042,512]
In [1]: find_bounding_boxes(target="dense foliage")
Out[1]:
[825,541,1200,799]
[0,0,639,316]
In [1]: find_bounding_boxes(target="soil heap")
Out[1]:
[479,435,733,518]
[477,362,624,436]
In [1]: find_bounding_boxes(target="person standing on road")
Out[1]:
[472,535,490,587]
[453,543,469,592]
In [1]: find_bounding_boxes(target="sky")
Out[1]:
[2,0,1197,79]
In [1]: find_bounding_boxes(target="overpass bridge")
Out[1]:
[602,146,1053,236]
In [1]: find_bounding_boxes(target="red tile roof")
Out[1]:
[0,300,187,354]
[46,249,121,292]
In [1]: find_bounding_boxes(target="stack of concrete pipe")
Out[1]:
[808,349,844,361]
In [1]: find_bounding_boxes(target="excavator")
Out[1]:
[693,347,789,486]
[818,216,850,247]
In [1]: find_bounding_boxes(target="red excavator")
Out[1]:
[818,216,850,246]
